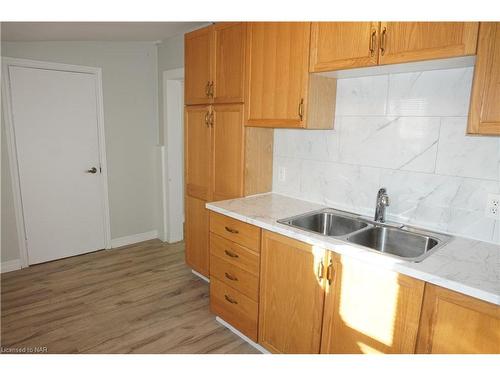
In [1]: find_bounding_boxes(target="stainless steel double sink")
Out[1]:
[278,209,451,262]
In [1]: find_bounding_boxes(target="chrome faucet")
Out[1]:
[374,188,390,223]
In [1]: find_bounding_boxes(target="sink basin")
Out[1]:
[278,207,451,262]
[346,226,440,262]
[278,209,369,237]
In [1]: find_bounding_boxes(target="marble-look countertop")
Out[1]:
[206,193,500,306]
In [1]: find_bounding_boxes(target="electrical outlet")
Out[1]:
[485,193,500,219]
[278,166,287,183]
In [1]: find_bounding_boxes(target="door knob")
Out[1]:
[86,167,98,174]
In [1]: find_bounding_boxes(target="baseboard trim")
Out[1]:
[111,230,159,248]
[215,316,270,354]
[191,269,210,283]
[1,259,22,273]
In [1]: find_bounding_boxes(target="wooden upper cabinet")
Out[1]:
[416,284,500,354]
[213,23,246,103]
[184,105,211,201]
[259,231,327,354]
[310,22,379,72]
[211,104,245,201]
[378,22,479,65]
[468,22,500,135]
[321,255,425,354]
[245,22,311,128]
[185,26,213,105]
[185,23,245,105]
[185,195,209,276]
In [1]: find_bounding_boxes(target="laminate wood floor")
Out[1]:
[0,240,259,354]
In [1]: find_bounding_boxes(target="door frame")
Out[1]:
[160,68,184,243]
[1,57,112,268]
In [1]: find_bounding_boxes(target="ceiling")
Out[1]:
[1,22,209,42]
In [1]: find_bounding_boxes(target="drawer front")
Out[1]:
[210,254,259,301]
[210,278,258,341]
[210,212,261,252]
[210,233,260,275]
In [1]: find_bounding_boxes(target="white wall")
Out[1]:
[273,67,500,244]
[1,41,161,262]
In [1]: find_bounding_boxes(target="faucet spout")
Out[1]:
[374,188,390,223]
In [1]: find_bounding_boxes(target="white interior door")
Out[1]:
[8,65,106,265]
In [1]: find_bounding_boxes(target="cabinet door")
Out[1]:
[213,22,246,104]
[468,22,500,135]
[378,22,479,65]
[259,231,327,353]
[211,104,245,201]
[185,195,209,276]
[245,22,311,128]
[185,105,211,201]
[310,22,379,72]
[321,255,425,354]
[416,284,500,354]
[185,26,213,105]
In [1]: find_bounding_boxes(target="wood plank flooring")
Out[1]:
[0,240,259,354]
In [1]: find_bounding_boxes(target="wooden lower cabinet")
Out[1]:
[210,255,259,301]
[205,218,499,354]
[416,284,500,354]
[259,231,327,354]
[208,214,261,341]
[209,211,261,252]
[184,195,209,276]
[320,255,425,354]
[210,278,259,341]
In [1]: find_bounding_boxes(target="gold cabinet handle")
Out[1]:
[224,294,238,304]
[224,249,239,258]
[317,260,324,281]
[225,272,238,281]
[204,111,210,127]
[225,226,239,234]
[209,81,214,98]
[209,111,214,128]
[380,27,387,56]
[205,81,211,97]
[369,28,377,56]
[298,98,304,120]
[326,260,334,285]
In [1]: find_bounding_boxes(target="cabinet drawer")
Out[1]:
[210,233,259,275]
[209,212,261,252]
[210,278,258,341]
[210,254,259,301]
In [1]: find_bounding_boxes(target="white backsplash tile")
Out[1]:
[299,160,381,214]
[338,116,440,172]
[274,128,339,161]
[436,117,500,181]
[272,67,500,243]
[272,156,301,198]
[336,75,388,116]
[387,68,473,117]
[379,169,499,240]
[446,208,498,242]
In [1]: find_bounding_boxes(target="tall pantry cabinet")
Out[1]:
[184,23,273,276]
